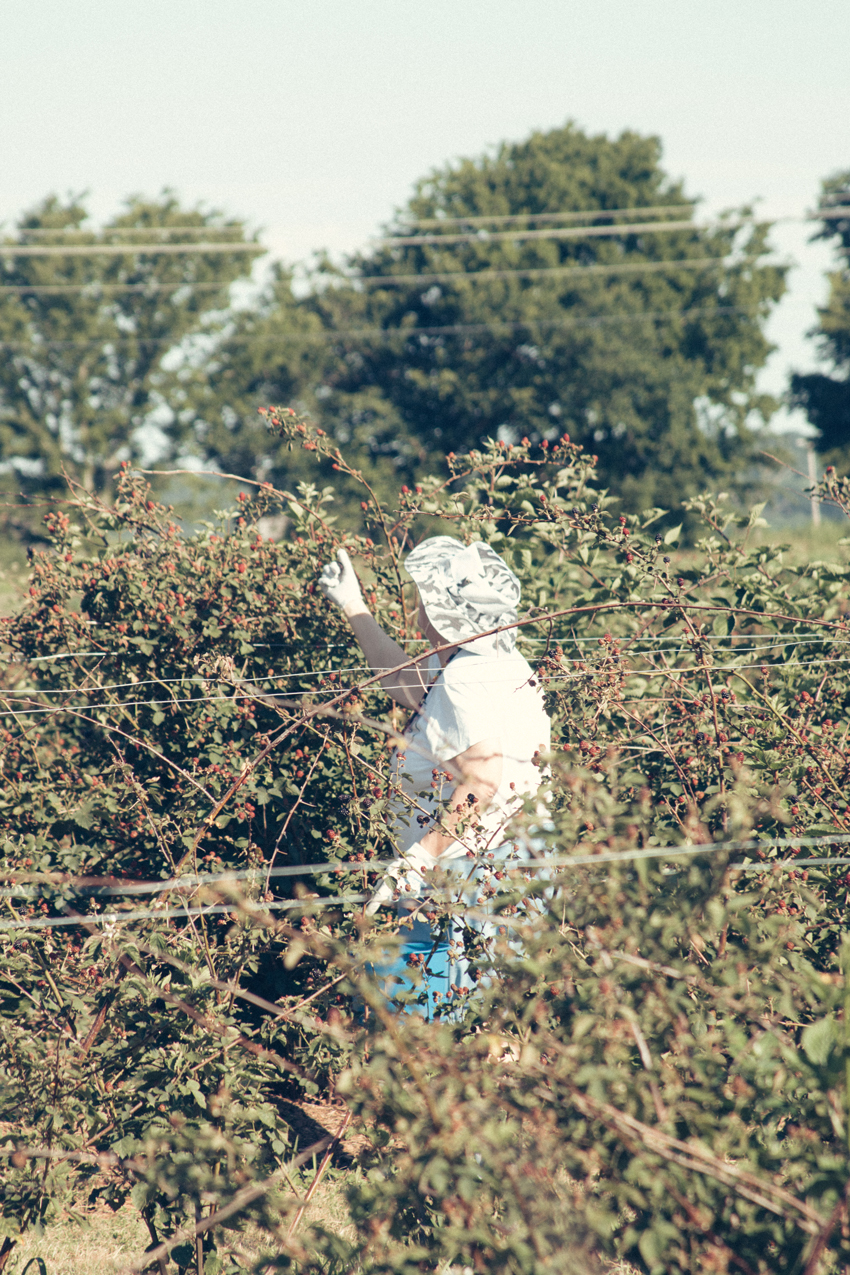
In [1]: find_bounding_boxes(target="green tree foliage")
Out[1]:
[5,421,850,1269]
[169,263,419,512]
[302,123,786,513]
[162,265,327,480]
[0,128,790,523]
[791,172,850,461]
[0,193,261,506]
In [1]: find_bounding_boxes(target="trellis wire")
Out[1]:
[5,649,850,719]
[0,854,843,936]
[2,833,850,920]
[7,635,850,696]
[14,632,850,664]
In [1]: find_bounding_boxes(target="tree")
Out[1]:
[0,193,261,506]
[307,122,786,514]
[790,171,850,461]
[168,261,421,510]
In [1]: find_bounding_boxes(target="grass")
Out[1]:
[0,536,28,616]
[751,516,850,564]
[8,1205,149,1275]
[5,1180,356,1274]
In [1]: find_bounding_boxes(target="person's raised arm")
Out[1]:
[318,548,430,710]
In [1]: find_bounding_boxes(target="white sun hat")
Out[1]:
[404,536,521,656]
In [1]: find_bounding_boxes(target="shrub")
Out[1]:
[2,412,850,1270]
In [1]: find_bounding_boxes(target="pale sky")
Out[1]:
[3,0,849,431]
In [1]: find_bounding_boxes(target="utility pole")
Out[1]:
[806,441,821,529]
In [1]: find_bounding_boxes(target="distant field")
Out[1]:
[753,517,850,563]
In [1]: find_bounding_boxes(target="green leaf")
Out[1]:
[572,1015,596,1041]
[802,1015,840,1066]
[72,803,94,830]
[663,524,682,545]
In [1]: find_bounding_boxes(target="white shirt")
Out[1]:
[388,648,551,860]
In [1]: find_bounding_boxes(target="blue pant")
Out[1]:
[367,838,553,1019]
[367,914,453,1020]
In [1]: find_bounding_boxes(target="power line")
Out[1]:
[391,206,850,241]
[0,254,777,297]
[12,226,248,239]
[379,217,734,249]
[356,255,774,288]
[1,242,265,259]
[0,304,756,352]
[0,203,842,266]
[0,282,234,296]
[6,202,845,245]
[402,203,698,230]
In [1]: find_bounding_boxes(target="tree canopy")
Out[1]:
[0,126,791,520]
[0,194,261,503]
[301,123,787,513]
[790,171,850,461]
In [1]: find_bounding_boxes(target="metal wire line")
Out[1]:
[0,895,363,932]
[3,831,848,903]
[3,837,850,933]
[3,651,850,719]
[0,667,381,697]
[0,254,776,296]
[89,632,850,649]
[0,687,352,718]
[4,643,850,720]
[19,628,850,648]
[379,217,733,248]
[1,242,265,258]
[0,304,757,352]
[355,255,774,287]
[4,639,850,704]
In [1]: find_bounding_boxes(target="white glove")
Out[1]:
[318,548,364,612]
[365,842,437,916]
